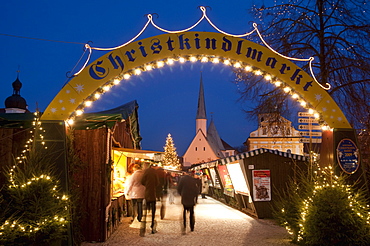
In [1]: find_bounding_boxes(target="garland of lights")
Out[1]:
[1,112,69,238]
[65,6,332,129]
[73,6,329,90]
[281,165,370,242]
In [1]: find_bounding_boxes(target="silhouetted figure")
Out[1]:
[177,172,200,234]
[153,165,167,219]
[141,164,159,234]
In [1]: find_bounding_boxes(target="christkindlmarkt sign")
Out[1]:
[41,6,350,133]
[41,31,350,129]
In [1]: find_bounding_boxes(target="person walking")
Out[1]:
[167,172,178,204]
[124,163,135,219]
[125,164,145,222]
[153,165,167,219]
[201,173,209,199]
[177,171,200,234]
[141,164,159,234]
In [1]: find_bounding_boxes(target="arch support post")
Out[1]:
[320,128,367,189]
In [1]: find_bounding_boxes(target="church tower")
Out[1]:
[3,73,29,113]
[182,73,236,168]
[196,73,207,136]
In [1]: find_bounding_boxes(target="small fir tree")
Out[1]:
[162,133,181,170]
[274,165,370,245]
[0,151,69,246]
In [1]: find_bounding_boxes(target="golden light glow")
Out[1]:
[212,57,220,63]
[245,66,252,71]
[189,56,197,62]
[254,70,262,75]
[123,73,131,80]
[201,56,208,62]
[67,119,74,126]
[134,68,142,75]
[292,93,299,99]
[76,110,83,116]
[264,74,272,81]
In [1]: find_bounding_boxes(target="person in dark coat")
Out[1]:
[154,165,167,219]
[141,164,159,234]
[177,172,200,234]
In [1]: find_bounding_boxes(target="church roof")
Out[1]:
[196,73,206,120]
[207,118,229,158]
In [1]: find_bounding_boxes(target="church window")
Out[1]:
[262,127,267,135]
[195,147,197,151]
[203,147,206,151]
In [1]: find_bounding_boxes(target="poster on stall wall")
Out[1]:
[209,168,221,188]
[252,170,271,201]
[226,162,249,196]
[203,169,213,186]
[217,165,234,197]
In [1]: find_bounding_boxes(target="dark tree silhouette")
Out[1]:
[235,0,370,131]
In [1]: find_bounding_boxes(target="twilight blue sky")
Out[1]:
[1,0,274,155]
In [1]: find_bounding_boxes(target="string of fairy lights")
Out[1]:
[281,165,370,241]
[65,6,331,130]
[67,53,328,131]
[1,111,69,236]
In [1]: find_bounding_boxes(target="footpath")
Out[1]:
[82,195,293,246]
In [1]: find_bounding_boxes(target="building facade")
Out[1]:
[246,113,304,155]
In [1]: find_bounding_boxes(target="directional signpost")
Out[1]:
[298,112,323,168]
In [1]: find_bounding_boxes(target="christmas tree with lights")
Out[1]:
[0,151,69,246]
[274,165,370,245]
[162,133,181,170]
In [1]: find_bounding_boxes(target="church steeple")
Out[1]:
[4,71,28,112]
[196,72,207,135]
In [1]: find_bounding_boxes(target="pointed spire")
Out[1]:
[196,72,206,119]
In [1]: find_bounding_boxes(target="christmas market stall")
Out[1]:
[69,100,143,242]
[191,148,307,219]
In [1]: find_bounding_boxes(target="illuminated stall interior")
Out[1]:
[112,148,163,196]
